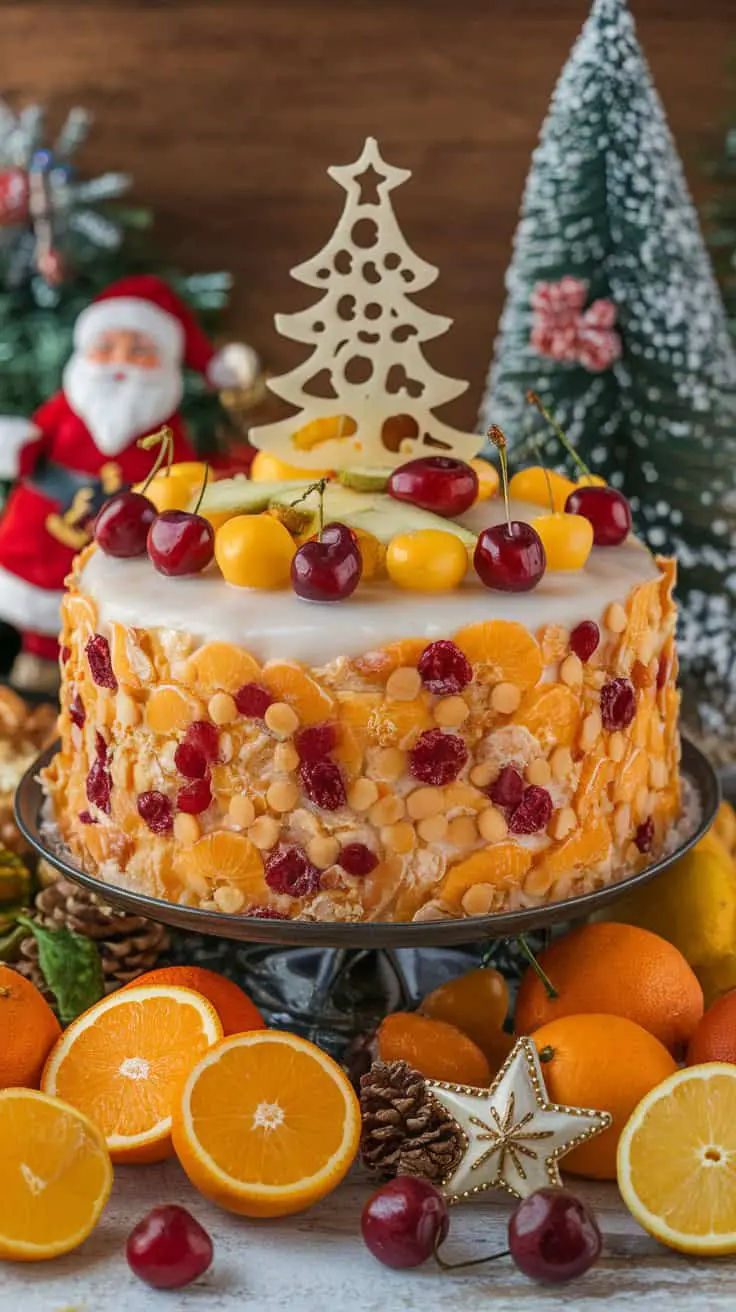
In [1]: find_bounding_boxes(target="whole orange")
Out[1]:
[124,966,264,1036]
[533,1013,677,1179]
[0,965,61,1089]
[687,990,736,1065]
[420,967,509,1062]
[515,922,703,1053]
[377,1012,491,1087]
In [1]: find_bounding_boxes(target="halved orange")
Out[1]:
[42,986,223,1164]
[0,1088,112,1261]
[618,1063,736,1255]
[173,1031,361,1217]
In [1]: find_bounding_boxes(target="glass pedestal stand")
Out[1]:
[16,739,719,1057]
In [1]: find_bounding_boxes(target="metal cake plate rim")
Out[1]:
[15,737,719,948]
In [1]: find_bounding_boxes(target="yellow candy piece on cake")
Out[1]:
[215,514,295,588]
[386,530,468,592]
[508,466,577,512]
[533,512,594,571]
[250,450,332,482]
[145,686,202,733]
[291,415,357,452]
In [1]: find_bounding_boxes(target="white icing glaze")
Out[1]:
[79,498,661,668]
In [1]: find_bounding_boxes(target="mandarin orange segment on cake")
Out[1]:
[45,482,681,923]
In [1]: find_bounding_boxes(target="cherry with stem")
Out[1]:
[94,426,175,559]
[147,461,215,577]
[473,427,546,592]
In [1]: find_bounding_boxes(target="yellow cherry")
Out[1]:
[575,473,607,488]
[135,462,208,512]
[470,458,500,503]
[533,512,594,571]
[509,466,577,512]
[250,450,333,483]
[215,513,295,588]
[386,529,468,592]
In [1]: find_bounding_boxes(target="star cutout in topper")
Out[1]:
[426,1037,612,1203]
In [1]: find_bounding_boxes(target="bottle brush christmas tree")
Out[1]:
[481,0,736,748]
[0,100,233,450]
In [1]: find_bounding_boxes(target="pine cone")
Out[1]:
[359,1059,465,1186]
[17,878,170,996]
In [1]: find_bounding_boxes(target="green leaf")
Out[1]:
[16,915,104,1025]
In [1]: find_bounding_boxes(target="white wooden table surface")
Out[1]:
[6,1160,735,1311]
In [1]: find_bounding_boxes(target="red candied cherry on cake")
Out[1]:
[137,791,174,834]
[387,456,479,519]
[487,764,525,810]
[234,683,273,718]
[508,785,553,834]
[600,678,637,730]
[417,640,472,696]
[295,722,338,762]
[86,635,117,690]
[69,691,86,729]
[527,391,632,547]
[127,1204,213,1291]
[339,843,379,876]
[94,491,157,559]
[474,428,546,593]
[300,757,347,810]
[292,522,362,602]
[361,1176,449,1270]
[177,779,212,815]
[635,817,655,854]
[265,845,322,897]
[182,720,220,764]
[410,729,468,786]
[569,620,600,663]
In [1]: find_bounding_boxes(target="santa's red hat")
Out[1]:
[73,274,258,389]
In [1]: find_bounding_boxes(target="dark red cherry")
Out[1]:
[361,1176,449,1269]
[95,490,157,558]
[564,486,632,546]
[474,521,546,592]
[126,1203,213,1290]
[508,1187,602,1283]
[147,511,215,577]
[388,456,478,518]
[291,520,362,602]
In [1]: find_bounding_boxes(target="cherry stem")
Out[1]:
[488,426,511,532]
[526,392,591,479]
[434,1235,510,1273]
[517,934,559,999]
[192,463,210,516]
[138,426,174,493]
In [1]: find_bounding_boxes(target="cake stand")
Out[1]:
[15,738,719,1054]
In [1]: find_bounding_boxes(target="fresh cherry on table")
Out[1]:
[564,486,632,547]
[388,456,479,518]
[292,521,362,601]
[94,491,157,558]
[508,1187,602,1284]
[474,521,546,592]
[361,1176,449,1269]
[147,510,215,576]
[126,1203,213,1290]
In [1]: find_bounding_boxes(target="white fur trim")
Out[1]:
[207,342,260,389]
[74,298,184,362]
[0,417,40,478]
[0,565,63,635]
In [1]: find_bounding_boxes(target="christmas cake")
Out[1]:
[43,140,681,923]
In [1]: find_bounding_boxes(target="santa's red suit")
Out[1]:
[0,275,258,661]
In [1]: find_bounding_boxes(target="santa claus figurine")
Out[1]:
[0,274,258,687]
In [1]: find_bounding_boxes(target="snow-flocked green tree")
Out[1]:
[481,0,736,750]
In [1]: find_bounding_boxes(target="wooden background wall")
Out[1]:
[3,0,734,429]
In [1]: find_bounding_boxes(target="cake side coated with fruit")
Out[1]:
[44,500,680,923]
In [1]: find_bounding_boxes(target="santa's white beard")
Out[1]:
[62,354,184,457]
